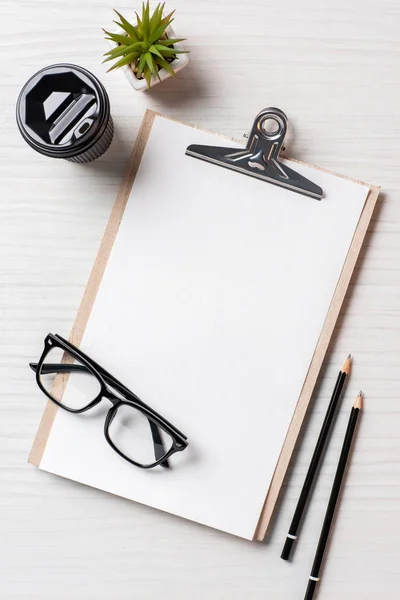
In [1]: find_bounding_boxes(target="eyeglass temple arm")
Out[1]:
[31,363,87,374]
[29,362,170,468]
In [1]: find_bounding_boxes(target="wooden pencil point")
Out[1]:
[354,392,363,409]
[341,354,352,375]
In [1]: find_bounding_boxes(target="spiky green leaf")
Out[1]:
[137,52,147,78]
[141,1,150,42]
[104,40,141,54]
[142,64,152,89]
[113,10,138,40]
[103,42,142,63]
[156,37,186,47]
[150,3,164,31]
[160,9,175,25]
[135,12,142,37]
[103,41,136,56]
[149,44,164,59]
[107,52,139,72]
[154,44,187,55]
[144,51,157,75]
[103,46,127,60]
[105,30,136,46]
[154,55,176,77]
[149,20,172,44]
[111,22,139,41]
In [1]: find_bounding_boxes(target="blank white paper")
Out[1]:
[40,115,369,540]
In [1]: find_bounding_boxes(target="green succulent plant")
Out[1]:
[103,2,188,89]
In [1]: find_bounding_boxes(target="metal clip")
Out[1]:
[186,108,323,200]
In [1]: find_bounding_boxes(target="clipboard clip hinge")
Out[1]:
[185,108,323,200]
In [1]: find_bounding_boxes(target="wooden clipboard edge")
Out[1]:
[28,109,157,467]
[253,182,380,541]
[27,109,380,542]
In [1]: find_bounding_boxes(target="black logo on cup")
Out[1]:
[16,64,114,163]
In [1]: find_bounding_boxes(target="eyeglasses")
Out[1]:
[30,334,188,469]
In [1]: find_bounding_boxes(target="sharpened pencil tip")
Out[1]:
[354,391,363,409]
[342,354,352,375]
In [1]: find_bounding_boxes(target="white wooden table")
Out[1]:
[1,1,400,598]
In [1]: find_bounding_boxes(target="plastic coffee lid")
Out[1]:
[16,64,111,159]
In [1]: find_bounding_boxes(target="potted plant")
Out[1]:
[103,2,189,91]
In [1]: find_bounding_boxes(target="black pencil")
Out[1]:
[281,355,352,560]
[304,392,363,600]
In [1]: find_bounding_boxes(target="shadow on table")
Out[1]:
[145,61,212,110]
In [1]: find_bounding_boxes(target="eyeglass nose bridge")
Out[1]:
[99,377,131,406]
[102,386,121,404]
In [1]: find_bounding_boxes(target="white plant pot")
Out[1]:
[108,24,189,91]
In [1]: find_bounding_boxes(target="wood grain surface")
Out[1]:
[1,1,400,598]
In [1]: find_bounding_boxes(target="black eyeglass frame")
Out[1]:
[32,333,188,469]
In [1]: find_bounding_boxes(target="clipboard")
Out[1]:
[29,109,379,541]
